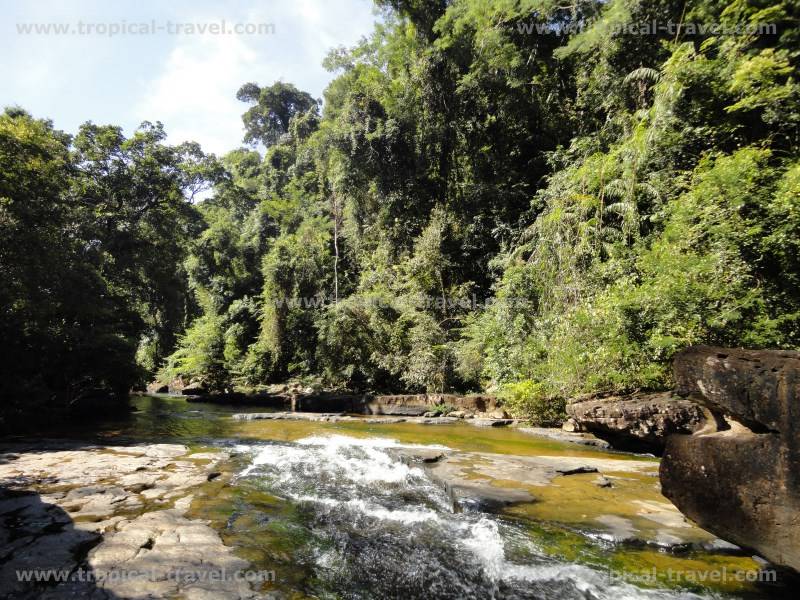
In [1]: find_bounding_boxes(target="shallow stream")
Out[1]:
[59,395,792,599]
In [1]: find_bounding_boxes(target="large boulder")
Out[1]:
[146,381,169,394]
[365,394,499,416]
[180,381,208,396]
[566,392,707,453]
[366,394,434,416]
[661,346,800,572]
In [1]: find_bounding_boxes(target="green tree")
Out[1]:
[237,81,319,147]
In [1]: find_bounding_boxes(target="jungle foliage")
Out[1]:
[3,0,799,425]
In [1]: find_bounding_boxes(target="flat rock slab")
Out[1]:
[590,500,701,548]
[233,411,408,424]
[89,496,255,599]
[233,411,346,421]
[424,451,655,512]
[388,447,451,464]
[516,427,611,448]
[409,416,460,425]
[232,412,468,425]
[0,442,254,599]
[468,419,515,427]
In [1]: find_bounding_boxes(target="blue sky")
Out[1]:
[1,0,378,154]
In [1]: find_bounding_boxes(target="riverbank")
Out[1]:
[154,384,507,418]
[0,441,258,599]
[1,395,792,599]
[231,410,612,448]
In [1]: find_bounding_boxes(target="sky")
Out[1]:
[0,0,378,155]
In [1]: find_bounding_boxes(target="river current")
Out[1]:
[62,395,791,599]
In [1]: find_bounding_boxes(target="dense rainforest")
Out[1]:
[2,0,799,430]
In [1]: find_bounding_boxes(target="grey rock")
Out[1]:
[0,442,258,598]
[662,345,800,573]
[468,418,514,427]
[567,392,707,454]
[516,427,611,448]
[594,475,614,488]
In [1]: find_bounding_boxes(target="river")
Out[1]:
[21,394,792,599]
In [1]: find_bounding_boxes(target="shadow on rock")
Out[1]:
[0,487,122,600]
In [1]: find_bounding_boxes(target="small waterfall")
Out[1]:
[235,434,714,600]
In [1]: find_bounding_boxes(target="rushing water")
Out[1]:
[233,435,713,600]
[53,395,792,599]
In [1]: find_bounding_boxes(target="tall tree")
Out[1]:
[237,81,319,147]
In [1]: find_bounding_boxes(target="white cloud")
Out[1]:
[134,34,265,154]
[132,0,376,156]
[3,0,377,146]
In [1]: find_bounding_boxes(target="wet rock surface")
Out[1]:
[391,445,711,549]
[421,451,653,494]
[231,411,515,427]
[661,346,800,573]
[4,393,774,599]
[515,427,611,448]
[182,389,503,419]
[566,392,707,454]
[364,393,499,416]
[0,442,258,599]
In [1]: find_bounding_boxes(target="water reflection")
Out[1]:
[39,395,275,444]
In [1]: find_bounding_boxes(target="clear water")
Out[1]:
[234,435,716,600]
[45,395,792,599]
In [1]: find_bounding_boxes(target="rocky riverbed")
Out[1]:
[1,395,791,599]
[0,442,259,599]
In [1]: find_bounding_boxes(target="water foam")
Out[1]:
[235,435,716,600]
[237,434,448,484]
[457,519,712,600]
[295,433,450,451]
[292,495,442,524]
[236,434,449,526]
